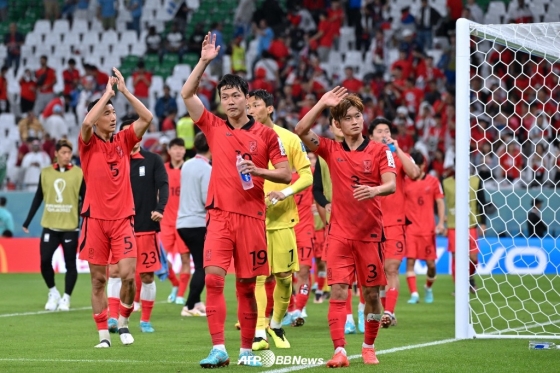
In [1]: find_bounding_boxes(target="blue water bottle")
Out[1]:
[383,138,396,152]
[236,154,254,190]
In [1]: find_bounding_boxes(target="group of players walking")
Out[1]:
[23,32,484,368]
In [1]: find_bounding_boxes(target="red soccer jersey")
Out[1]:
[35,67,56,93]
[404,174,444,236]
[79,125,142,220]
[293,171,314,231]
[161,162,181,227]
[380,152,410,227]
[195,109,287,220]
[132,71,152,98]
[315,137,396,242]
[63,68,80,96]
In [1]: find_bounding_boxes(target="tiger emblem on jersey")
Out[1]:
[116,145,124,158]
[363,159,372,174]
[249,140,258,154]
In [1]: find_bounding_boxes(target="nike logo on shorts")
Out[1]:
[64,239,72,243]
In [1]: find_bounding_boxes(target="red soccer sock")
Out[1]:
[168,268,180,287]
[364,313,381,345]
[359,285,365,305]
[205,274,226,345]
[385,288,398,314]
[295,282,310,311]
[426,276,436,289]
[236,280,257,349]
[288,293,296,313]
[178,273,191,298]
[407,275,418,294]
[380,294,386,309]
[134,273,141,303]
[469,259,478,276]
[265,279,275,318]
[345,288,353,314]
[108,297,120,319]
[119,302,134,319]
[93,308,108,331]
[328,299,347,349]
[140,300,154,322]
[452,258,456,282]
[317,274,326,293]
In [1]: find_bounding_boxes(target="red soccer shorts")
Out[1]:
[160,223,189,254]
[313,228,326,259]
[406,234,437,260]
[296,223,314,267]
[135,232,162,273]
[383,225,406,261]
[447,228,479,253]
[204,209,269,278]
[78,217,137,265]
[326,235,387,288]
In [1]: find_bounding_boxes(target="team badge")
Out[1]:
[249,140,258,154]
[116,145,124,158]
[363,159,372,174]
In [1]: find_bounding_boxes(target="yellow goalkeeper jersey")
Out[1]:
[265,125,312,230]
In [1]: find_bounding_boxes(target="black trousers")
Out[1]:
[40,228,79,295]
[177,227,206,309]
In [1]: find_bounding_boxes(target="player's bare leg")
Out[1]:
[107,264,121,333]
[424,260,436,303]
[361,285,382,364]
[406,258,419,304]
[117,257,136,345]
[89,264,111,348]
[293,265,310,326]
[176,252,191,305]
[267,271,292,348]
[326,283,350,368]
[382,258,401,327]
[469,252,478,293]
[139,272,156,332]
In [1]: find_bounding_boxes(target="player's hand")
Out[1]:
[352,185,379,201]
[319,86,348,108]
[22,226,29,234]
[105,76,117,97]
[267,190,287,205]
[325,203,332,214]
[435,222,445,235]
[384,137,399,150]
[238,159,259,175]
[200,32,221,63]
[112,67,128,93]
[311,203,318,214]
[151,211,163,222]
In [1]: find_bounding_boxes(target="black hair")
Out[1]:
[137,60,145,69]
[410,150,425,165]
[87,99,114,113]
[68,58,76,65]
[248,89,274,107]
[55,139,73,151]
[1,65,8,73]
[368,117,393,135]
[0,196,6,206]
[119,118,135,131]
[40,55,47,61]
[194,132,209,154]
[169,137,185,148]
[217,74,249,96]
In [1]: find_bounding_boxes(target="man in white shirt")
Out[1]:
[21,139,52,190]
[43,105,68,141]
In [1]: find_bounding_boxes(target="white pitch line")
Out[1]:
[0,306,92,318]
[0,358,181,365]
[263,338,458,373]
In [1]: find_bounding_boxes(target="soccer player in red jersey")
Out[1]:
[368,117,420,328]
[160,138,190,305]
[403,151,445,304]
[295,87,397,367]
[181,32,291,368]
[77,68,153,348]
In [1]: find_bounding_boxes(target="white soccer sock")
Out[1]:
[99,329,110,342]
[140,281,156,301]
[358,302,365,312]
[240,348,252,354]
[334,347,347,355]
[255,329,267,340]
[213,344,226,352]
[49,287,58,294]
[362,342,374,349]
[107,277,122,298]
[346,314,355,324]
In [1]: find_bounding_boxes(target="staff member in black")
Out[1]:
[107,119,169,333]
[23,139,85,311]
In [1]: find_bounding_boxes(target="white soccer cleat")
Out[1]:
[94,339,111,348]
[57,295,71,311]
[119,328,135,345]
[181,306,207,317]
[45,290,61,311]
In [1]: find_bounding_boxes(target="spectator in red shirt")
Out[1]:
[34,55,57,116]
[391,49,413,80]
[85,64,110,91]
[19,68,37,114]
[0,66,9,114]
[429,149,445,178]
[341,67,363,94]
[328,0,344,44]
[402,77,424,115]
[132,60,152,108]
[4,23,24,75]
[310,11,336,62]
[416,56,445,85]
[500,143,523,182]
[267,34,290,70]
[42,94,65,119]
[161,108,177,133]
[63,58,80,109]
[250,67,274,92]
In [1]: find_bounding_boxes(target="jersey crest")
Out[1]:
[363,159,372,174]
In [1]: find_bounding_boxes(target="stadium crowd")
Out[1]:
[0,0,559,191]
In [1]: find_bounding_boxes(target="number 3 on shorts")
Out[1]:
[367,264,377,283]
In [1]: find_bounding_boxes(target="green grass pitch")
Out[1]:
[0,273,558,372]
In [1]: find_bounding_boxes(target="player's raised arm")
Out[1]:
[181,32,220,122]
[112,67,153,139]
[81,77,117,143]
[295,87,348,151]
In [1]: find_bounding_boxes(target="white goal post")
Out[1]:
[456,18,560,340]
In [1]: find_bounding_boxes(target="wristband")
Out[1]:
[280,187,294,198]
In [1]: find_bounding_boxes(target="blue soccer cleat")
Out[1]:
[408,293,420,304]
[238,350,263,367]
[281,312,293,327]
[424,287,434,304]
[167,286,178,303]
[140,321,154,333]
[200,348,230,368]
[358,309,365,333]
[108,318,118,333]
[344,320,356,334]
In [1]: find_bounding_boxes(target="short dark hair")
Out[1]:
[194,132,209,153]
[368,117,393,135]
[217,74,249,96]
[87,99,113,113]
[119,119,135,131]
[68,58,76,65]
[248,89,274,107]
[55,139,73,151]
[410,150,425,165]
[137,60,145,69]
[0,196,6,206]
[40,55,47,61]
[169,137,185,148]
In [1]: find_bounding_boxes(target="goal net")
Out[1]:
[455,19,560,339]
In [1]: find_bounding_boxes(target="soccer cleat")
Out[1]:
[408,293,420,304]
[291,310,305,327]
[167,286,178,303]
[358,310,365,333]
[57,295,70,311]
[108,318,118,333]
[381,312,393,329]
[45,290,60,312]
[267,326,291,348]
[391,314,398,327]
[175,296,186,305]
[301,307,308,318]
[425,287,434,304]
[181,306,207,317]
[362,347,379,365]
[344,321,356,334]
[200,348,230,368]
[314,293,324,303]
[281,311,293,327]
[252,337,269,351]
[311,282,318,292]
[326,351,350,368]
[118,327,134,345]
[322,291,331,300]
[469,277,477,294]
[94,339,111,348]
[140,321,154,333]
[133,301,140,312]
[238,350,262,367]
[234,321,241,330]
[194,302,206,314]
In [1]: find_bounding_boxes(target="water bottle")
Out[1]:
[382,138,396,152]
[529,341,559,350]
[236,154,254,190]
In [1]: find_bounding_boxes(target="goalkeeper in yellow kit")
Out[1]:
[246,90,313,350]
